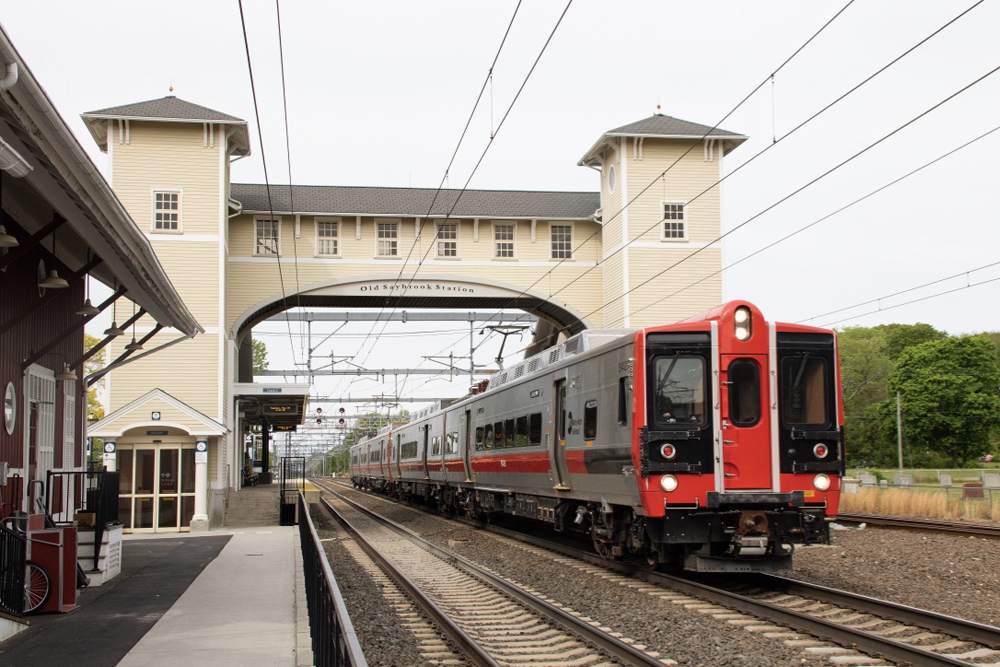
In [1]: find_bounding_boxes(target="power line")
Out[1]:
[238,0,299,367]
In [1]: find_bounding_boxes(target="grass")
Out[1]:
[840,486,1000,524]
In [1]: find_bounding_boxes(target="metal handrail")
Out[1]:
[0,522,27,616]
[297,492,366,666]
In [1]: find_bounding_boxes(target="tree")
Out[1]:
[887,336,1000,467]
[252,338,269,374]
[84,333,106,422]
[873,323,948,361]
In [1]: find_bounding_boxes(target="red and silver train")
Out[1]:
[350,301,843,572]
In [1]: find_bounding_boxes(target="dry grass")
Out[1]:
[840,487,1000,525]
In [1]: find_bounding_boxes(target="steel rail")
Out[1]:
[319,495,500,667]
[835,513,1000,538]
[754,573,1000,649]
[318,485,666,667]
[317,479,991,666]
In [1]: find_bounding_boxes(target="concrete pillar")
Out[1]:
[191,439,209,531]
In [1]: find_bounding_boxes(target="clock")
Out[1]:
[104,442,115,453]
[196,441,208,452]
[151,411,161,421]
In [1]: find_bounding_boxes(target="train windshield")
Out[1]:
[652,354,707,428]
[780,354,830,427]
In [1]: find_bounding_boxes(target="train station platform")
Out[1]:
[0,526,311,667]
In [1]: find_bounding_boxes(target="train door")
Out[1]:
[462,409,474,483]
[379,439,386,478]
[720,355,771,489]
[421,424,430,479]
[393,434,401,481]
[549,379,571,490]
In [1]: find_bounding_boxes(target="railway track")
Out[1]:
[316,478,1000,666]
[835,513,1000,539]
[316,485,672,666]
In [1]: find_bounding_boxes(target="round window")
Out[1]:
[4,382,16,435]
[607,164,616,193]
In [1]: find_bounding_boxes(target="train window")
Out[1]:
[781,355,830,427]
[529,413,542,445]
[515,416,529,446]
[652,354,707,428]
[504,418,515,447]
[447,431,459,454]
[431,435,441,456]
[475,426,485,450]
[584,400,598,440]
[727,359,761,427]
[483,423,494,448]
[618,377,630,426]
[493,422,504,447]
[401,441,418,459]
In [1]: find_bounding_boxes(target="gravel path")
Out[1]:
[792,525,1000,626]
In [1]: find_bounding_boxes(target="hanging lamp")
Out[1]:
[56,364,77,381]
[76,253,100,316]
[38,225,68,289]
[124,300,143,351]
[103,280,125,337]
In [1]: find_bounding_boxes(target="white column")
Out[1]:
[191,439,210,531]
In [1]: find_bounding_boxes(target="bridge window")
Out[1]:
[493,222,515,258]
[377,222,398,257]
[436,221,458,257]
[550,224,572,259]
[255,218,280,255]
[153,191,181,232]
[662,203,686,241]
[316,220,339,256]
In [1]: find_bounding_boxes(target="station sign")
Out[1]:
[263,404,297,415]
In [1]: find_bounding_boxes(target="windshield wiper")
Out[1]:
[657,352,681,394]
[791,353,810,391]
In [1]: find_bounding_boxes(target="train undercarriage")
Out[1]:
[351,476,831,573]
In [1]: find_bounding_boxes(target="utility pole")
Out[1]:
[896,391,903,472]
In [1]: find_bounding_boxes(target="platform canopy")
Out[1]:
[234,383,310,430]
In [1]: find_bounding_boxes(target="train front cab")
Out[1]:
[638,301,842,572]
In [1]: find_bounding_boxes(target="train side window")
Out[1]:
[483,423,494,448]
[618,377,630,426]
[447,431,459,454]
[401,441,418,459]
[529,413,542,445]
[728,359,761,426]
[781,355,830,426]
[584,400,598,440]
[504,418,515,447]
[494,421,504,447]
[475,426,485,450]
[515,415,529,446]
[431,435,441,456]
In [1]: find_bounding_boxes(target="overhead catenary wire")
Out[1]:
[466,0,983,337]
[627,124,1000,323]
[238,0,299,368]
[502,62,1000,362]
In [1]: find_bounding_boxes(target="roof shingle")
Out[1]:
[607,114,742,138]
[230,183,601,219]
[82,96,244,123]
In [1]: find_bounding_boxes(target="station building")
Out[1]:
[83,95,746,532]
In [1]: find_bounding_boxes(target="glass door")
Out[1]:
[158,448,179,530]
[133,448,156,530]
[118,444,195,532]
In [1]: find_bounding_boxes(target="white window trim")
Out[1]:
[548,221,575,261]
[150,187,183,234]
[491,220,517,260]
[660,200,689,242]
[253,215,282,256]
[435,219,460,259]
[314,217,341,257]
[607,164,616,194]
[374,218,401,259]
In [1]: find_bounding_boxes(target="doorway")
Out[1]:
[117,444,197,532]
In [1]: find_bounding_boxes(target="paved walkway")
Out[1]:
[0,527,311,667]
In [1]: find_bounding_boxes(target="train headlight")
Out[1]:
[734,306,752,341]
[813,443,829,459]
[660,475,678,492]
[660,443,677,460]
[813,474,831,491]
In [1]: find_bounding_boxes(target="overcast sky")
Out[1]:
[3,1,999,424]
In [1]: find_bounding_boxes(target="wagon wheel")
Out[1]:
[23,560,51,614]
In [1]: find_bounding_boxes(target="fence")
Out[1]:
[0,523,26,616]
[297,493,366,666]
[280,457,306,526]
